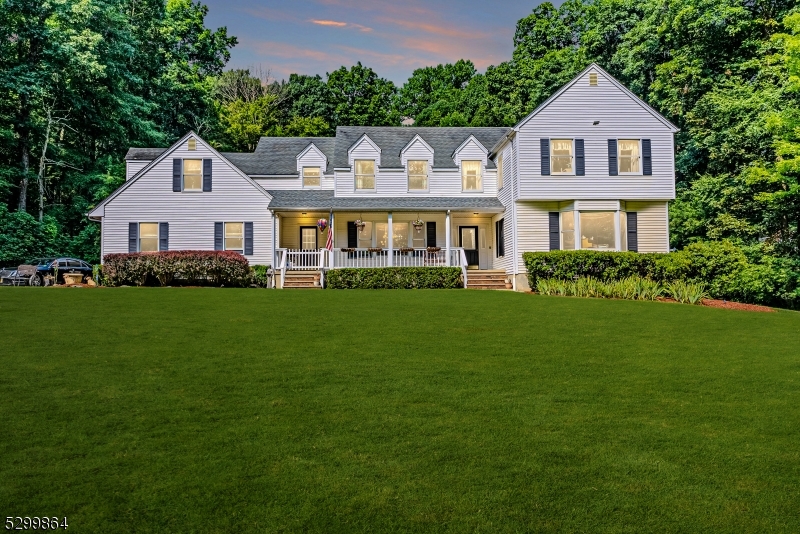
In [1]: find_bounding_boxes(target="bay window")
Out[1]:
[355,160,375,190]
[462,161,482,191]
[408,160,428,191]
[551,140,573,174]
[579,212,615,250]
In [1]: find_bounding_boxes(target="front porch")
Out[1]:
[270,207,504,288]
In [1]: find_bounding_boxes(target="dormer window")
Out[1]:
[408,160,428,191]
[551,140,573,174]
[303,167,320,188]
[188,138,196,151]
[462,161,482,191]
[355,160,375,190]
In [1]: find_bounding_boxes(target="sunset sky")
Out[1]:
[201,0,549,84]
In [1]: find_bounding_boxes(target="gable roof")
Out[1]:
[333,126,510,169]
[400,134,434,156]
[87,132,272,219]
[515,63,679,133]
[223,137,335,176]
[452,135,488,158]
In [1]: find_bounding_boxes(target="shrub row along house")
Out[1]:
[87,64,677,289]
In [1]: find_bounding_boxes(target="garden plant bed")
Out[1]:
[1,288,798,532]
[702,298,775,312]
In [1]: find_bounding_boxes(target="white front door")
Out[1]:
[300,227,317,250]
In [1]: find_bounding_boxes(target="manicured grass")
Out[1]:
[1,288,799,533]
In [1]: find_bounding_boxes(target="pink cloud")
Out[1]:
[310,19,373,32]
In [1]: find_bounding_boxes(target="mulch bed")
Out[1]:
[701,299,775,312]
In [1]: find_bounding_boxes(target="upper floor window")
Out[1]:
[496,153,504,189]
[225,222,244,253]
[188,138,196,151]
[355,160,375,190]
[139,222,159,252]
[408,160,428,191]
[462,161,482,191]
[618,140,641,174]
[303,167,320,188]
[183,159,202,191]
[551,140,573,174]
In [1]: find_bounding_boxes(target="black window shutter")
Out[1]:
[244,222,253,255]
[347,222,357,248]
[159,222,169,251]
[540,138,550,175]
[496,219,505,257]
[203,159,212,192]
[627,212,638,252]
[549,212,560,251]
[608,139,618,176]
[426,221,436,247]
[214,222,223,251]
[173,159,182,192]
[575,139,585,176]
[129,222,138,253]
[642,139,652,175]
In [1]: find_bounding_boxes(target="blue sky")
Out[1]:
[202,0,549,85]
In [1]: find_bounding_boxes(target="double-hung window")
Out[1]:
[225,222,244,253]
[462,161,482,191]
[303,167,321,188]
[139,223,159,252]
[551,140,573,174]
[183,159,202,191]
[355,160,375,190]
[618,140,641,173]
[408,160,428,191]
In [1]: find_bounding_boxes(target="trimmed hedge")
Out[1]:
[523,241,799,307]
[326,267,463,289]
[103,251,251,287]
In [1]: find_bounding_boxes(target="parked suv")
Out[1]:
[25,257,93,286]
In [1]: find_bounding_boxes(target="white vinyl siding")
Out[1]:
[626,201,669,252]
[516,69,675,200]
[102,138,274,266]
[126,160,149,181]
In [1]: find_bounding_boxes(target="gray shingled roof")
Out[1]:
[333,126,511,170]
[125,148,167,160]
[266,190,504,212]
[224,137,335,176]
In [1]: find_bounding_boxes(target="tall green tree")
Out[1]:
[326,62,400,127]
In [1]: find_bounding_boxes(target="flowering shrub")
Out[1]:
[103,251,251,287]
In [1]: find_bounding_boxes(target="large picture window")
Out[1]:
[618,140,641,173]
[408,160,428,191]
[551,140,573,174]
[355,160,375,190]
[303,167,320,187]
[376,222,410,248]
[139,223,159,252]
[579,212,615,250]
[462,161,482,191]
[183,159,202,191]
[225,222,244,252]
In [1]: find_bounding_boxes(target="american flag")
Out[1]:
[325,210,333,251]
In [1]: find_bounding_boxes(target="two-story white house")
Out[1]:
[87,64,677,289]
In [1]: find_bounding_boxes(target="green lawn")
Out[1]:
[1,288,799,533]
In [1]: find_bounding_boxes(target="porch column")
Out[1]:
[446,210,451,266]
[330,211,335,268]
[387,211,393,267]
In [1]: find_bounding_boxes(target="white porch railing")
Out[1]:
[275,247,469,288]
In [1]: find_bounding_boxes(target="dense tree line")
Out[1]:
[1,0,799,303]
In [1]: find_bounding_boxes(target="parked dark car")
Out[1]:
[0,258,93,286]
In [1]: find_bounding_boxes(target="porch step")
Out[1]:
[283,270,322,289]
[466,270,510,290]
